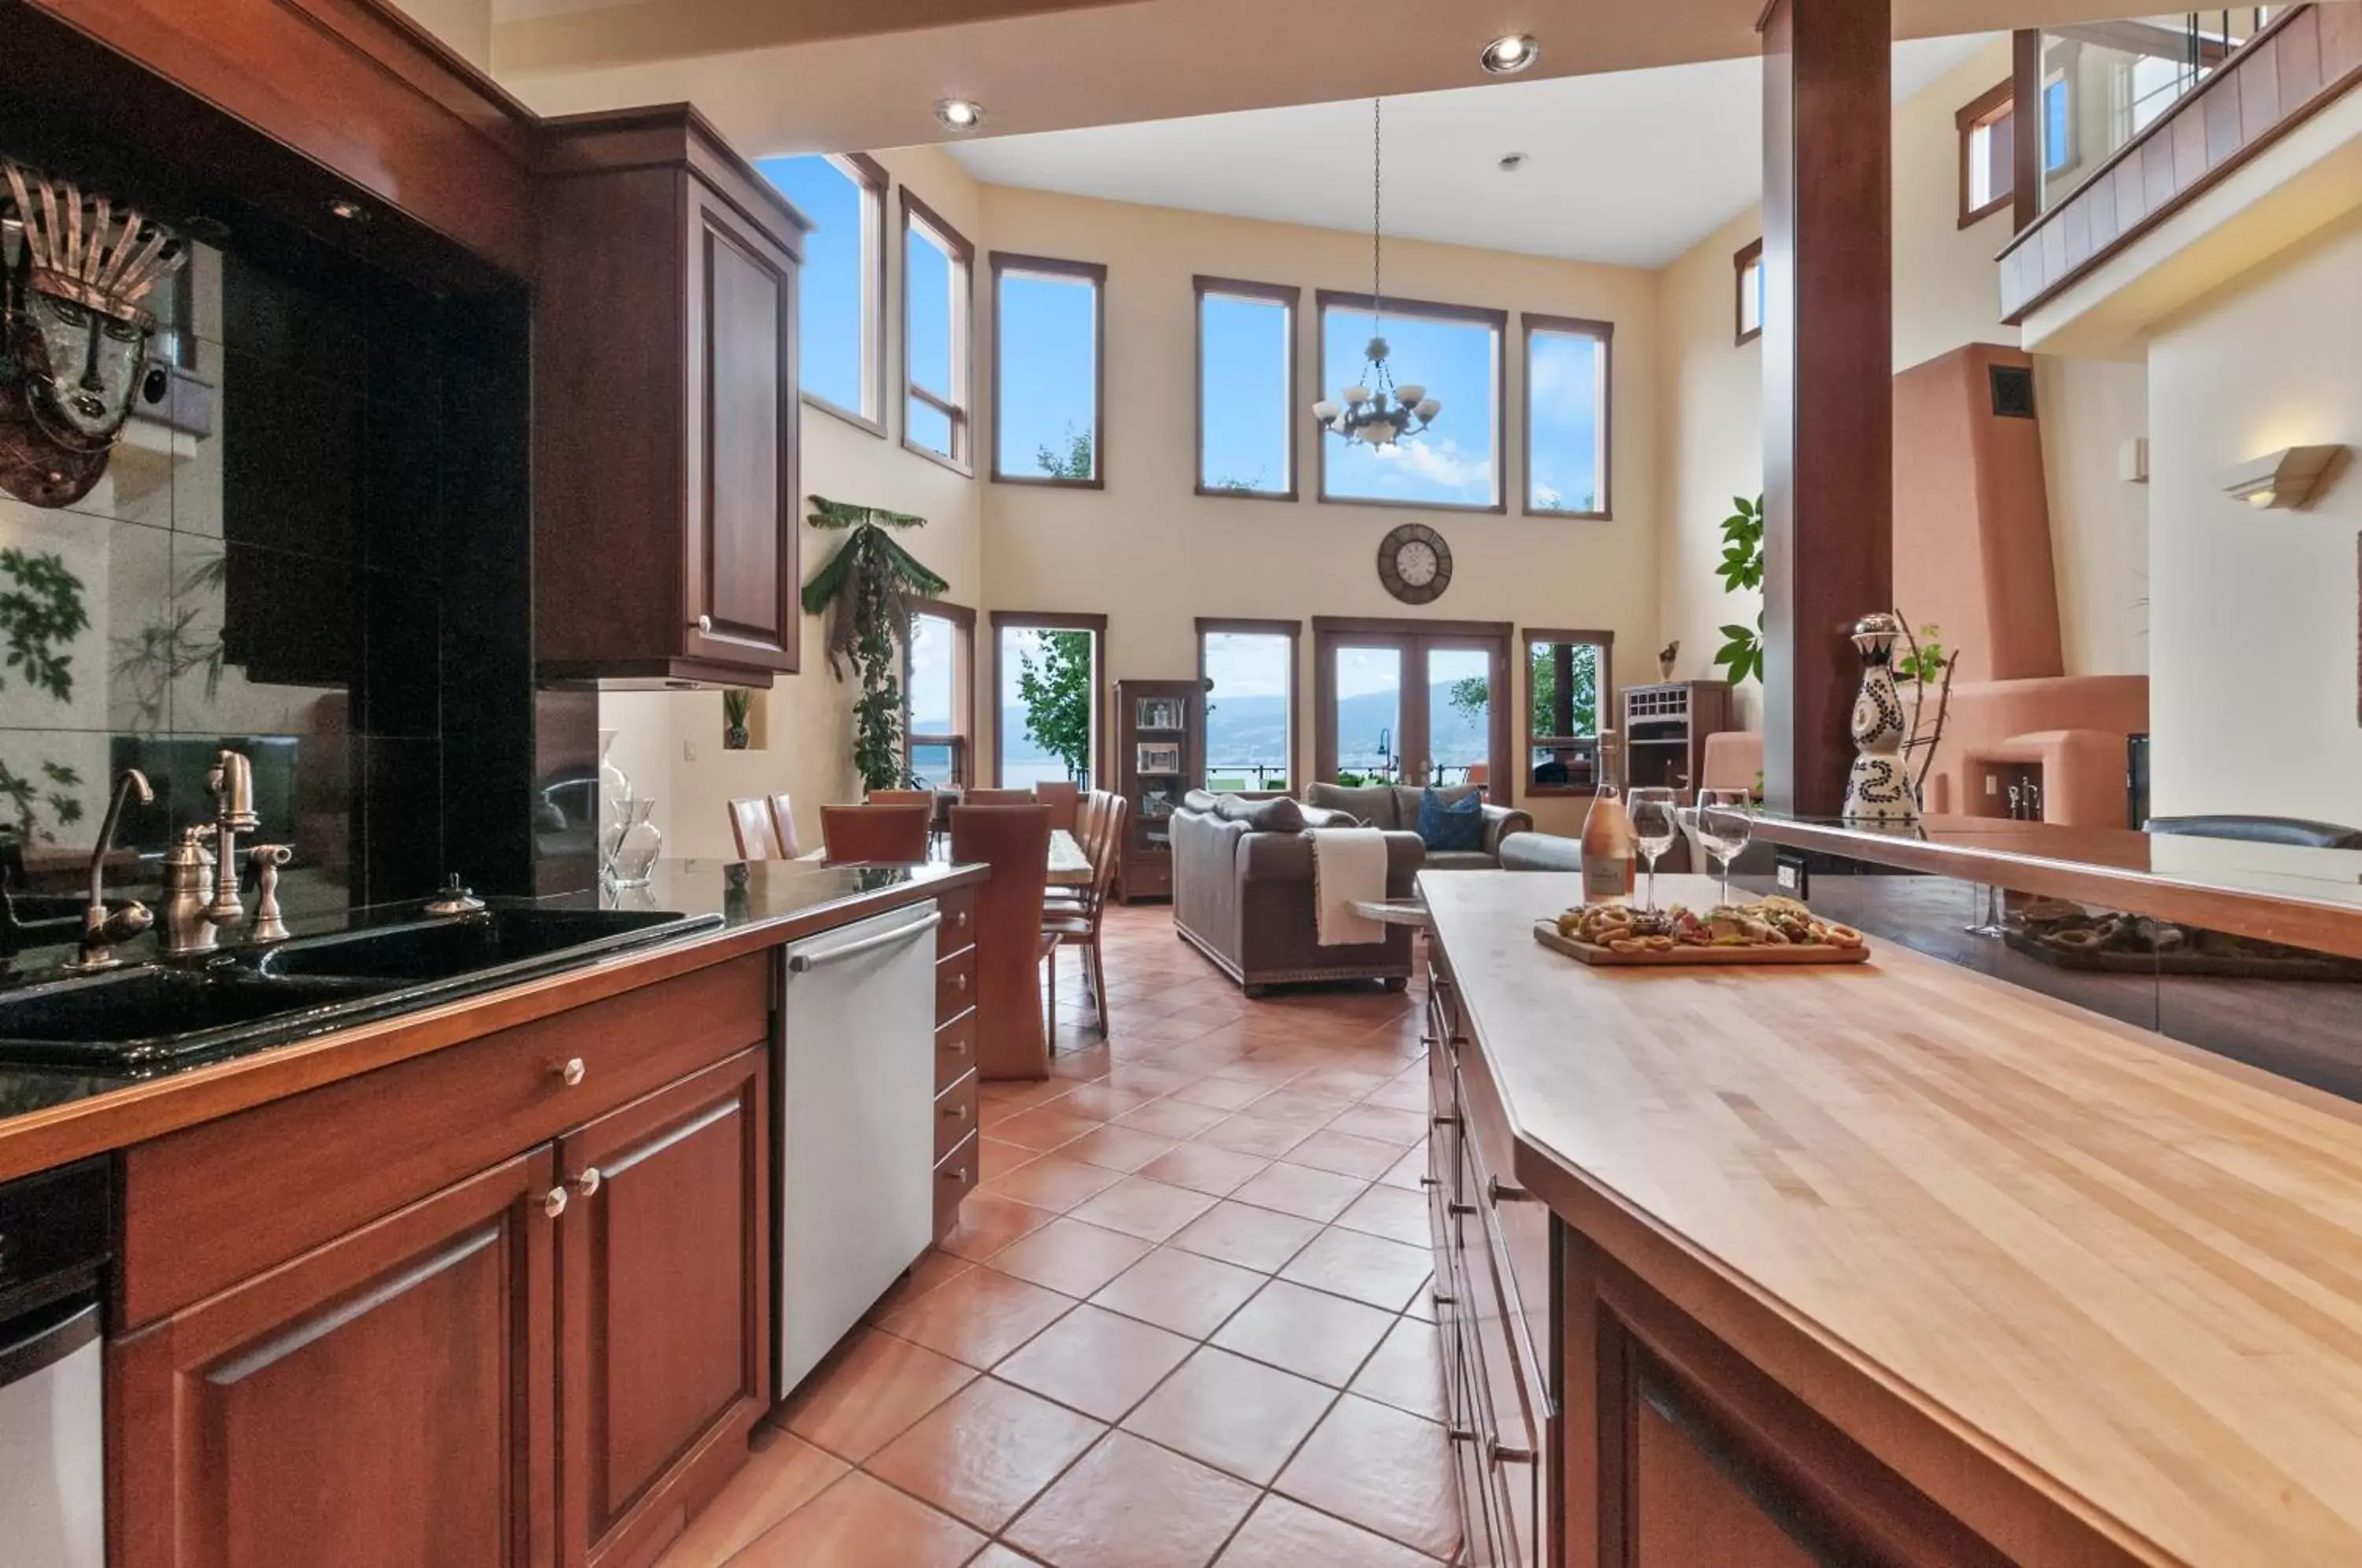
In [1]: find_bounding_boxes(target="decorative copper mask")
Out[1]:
[0,160,185,507]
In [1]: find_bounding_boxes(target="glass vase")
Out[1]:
[602,797,661,887]
[598,728,634,834]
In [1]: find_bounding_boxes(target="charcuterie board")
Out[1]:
[1531,920,1871,966]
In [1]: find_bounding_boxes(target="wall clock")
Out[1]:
[1377,522,1451,605]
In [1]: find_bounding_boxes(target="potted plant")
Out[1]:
[721,688,751,751]
[1711,494,1764,686]
[800,495,949,793]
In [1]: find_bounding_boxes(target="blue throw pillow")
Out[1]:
[1416,787,1485,852]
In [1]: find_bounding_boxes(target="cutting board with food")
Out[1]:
[1534,897,1870,967]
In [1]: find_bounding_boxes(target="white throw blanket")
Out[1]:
[1309,827,1388,946]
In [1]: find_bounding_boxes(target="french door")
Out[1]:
[1312,617,1512,794]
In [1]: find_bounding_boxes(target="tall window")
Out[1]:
[1957,80,2016,226]
[992,613,1106,789]
[990,253,1105,486]
[2042,70,2075,174]
[1734,239,1764,345]
[905,600,974,787]
[901,189,973,470]
[1195,277,1298,500]
[1316,292,1505,512]
[1198,619,1298,792]
[758,152,885,431]
[1522,629,1613,797]
[1523,314,1611,518]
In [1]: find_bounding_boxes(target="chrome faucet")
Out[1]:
[65,769,156,973]
[205,749,257,928]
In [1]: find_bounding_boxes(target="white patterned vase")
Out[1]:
[1842,612,1920,826]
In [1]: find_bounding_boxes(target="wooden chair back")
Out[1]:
[964,788,1032,805]
[728,797,784,861]
[1033,780,1082,832]
[765,792,798,859]
[1082,793,1127,916]
[819,804,931,864]
[951,804,1054,1077]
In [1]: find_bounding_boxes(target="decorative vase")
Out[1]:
[601,797,662,887]
[1842,612,1920,826]
[724,723,750,751]
[597,729,633,832]
[1657,638,1679,680]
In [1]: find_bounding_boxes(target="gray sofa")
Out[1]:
[1170,793,1423,994]
[1496,832,1581,871]
[1301,782,1533,871]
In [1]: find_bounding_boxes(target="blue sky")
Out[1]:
[997,271,1098,475]
[1320,305,1497,507]
[757,156,866,415]
[1527,328,1604,512]
[1199,294,1290,492]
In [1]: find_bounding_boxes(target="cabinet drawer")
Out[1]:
[935,944,976,1023]
[935,1130,979,1242]
[120,956,771,1329]
[936,889,977,956]
[935,1008,978,1093]
[935,1070,979,1162]
[1456,1100,1542,1466]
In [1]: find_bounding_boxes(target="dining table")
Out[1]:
[1046,828,1093,887]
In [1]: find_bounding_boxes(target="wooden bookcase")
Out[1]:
[1620,681,1734,796]
[1113,679,1201,903]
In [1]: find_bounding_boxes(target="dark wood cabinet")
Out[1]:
[1114,679,1202,902]
[558,1048,769,1568]
[1620,681,1734,797]
[109,1147,560,1568]
[934,886,981,1240]
[535,106,808,685]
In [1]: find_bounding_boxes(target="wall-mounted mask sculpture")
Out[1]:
[0,160,184,508]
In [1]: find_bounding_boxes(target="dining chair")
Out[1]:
[867,789,935,807]
[765,792,799,860]
[949,804,1056,1078]
[818,804,931,864]
[1033,780,1081,832]
[1045,793,1128,1036]
[727,797,786,861]
[964,788,1032,806]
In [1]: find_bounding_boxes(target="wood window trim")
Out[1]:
[1733,238,1764,346]
[899,186,975,476]
[798,151,890,439]
[906,597,976,786]
[1313,289,1509,516]
[1520,312,1614,520]
[1520,626,1616,797]
[989,611,1111,789]
[989,250,1109,490]
[1193,276,1301,502]
[1194,616,1301,794]
[1956,78,2016,229]
[1309,615,1514,792]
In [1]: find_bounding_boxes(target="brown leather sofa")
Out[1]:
[1301,782,1533,869]
[1171,793,1423,995]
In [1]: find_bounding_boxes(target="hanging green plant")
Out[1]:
[801,495,950,793]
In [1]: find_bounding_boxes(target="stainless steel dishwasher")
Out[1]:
[0,1155,109,1568]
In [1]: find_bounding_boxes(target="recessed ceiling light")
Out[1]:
[1480,34,1540,74]
[935,98,987,132]
[1498,152,1528,173]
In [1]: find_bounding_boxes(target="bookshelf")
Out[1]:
[1113,679,1202,902]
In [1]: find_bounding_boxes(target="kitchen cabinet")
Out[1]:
[534,105,808,685]
[935,886,981,1241]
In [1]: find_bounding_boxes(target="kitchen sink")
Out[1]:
[0,904,722,1074]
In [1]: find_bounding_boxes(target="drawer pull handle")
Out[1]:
[1489,1178,1534,1204]
[1433,1291,1458,1307]
[1432,1113,1460,1129]
[1419,1175,1439,1188]
[1449,1202,1479,1217]
[956,908,970,929]
[946,1037,972,1056]
[554,1057,586,1088]
[1446,1428,1479,1444]
[942,1166,968,1184]
[945,1100,969,1121]
[573,1167,603,1198]
[694,613,713,634]
[953,972,968,993]
[542,1186,568,1219]
[1490,1441,1536,1466]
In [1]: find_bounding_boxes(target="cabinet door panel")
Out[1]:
[560,1048,769,1568]
[109,1148,557,1568]
[1633,1398,1818,1568]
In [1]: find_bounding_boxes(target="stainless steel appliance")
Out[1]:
[0,1156,109,1567]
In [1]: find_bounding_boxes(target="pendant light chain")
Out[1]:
[1371,97,1384,341]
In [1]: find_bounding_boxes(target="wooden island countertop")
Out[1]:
[1423,871,2362,1568]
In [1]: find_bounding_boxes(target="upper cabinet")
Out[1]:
[535,107,809,684]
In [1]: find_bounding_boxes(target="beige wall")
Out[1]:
[1894,35,2017,372]
[972,185,1662,835]
[387,0,493,69]
[2145,209,2362,823]
[2036,354,2149,676]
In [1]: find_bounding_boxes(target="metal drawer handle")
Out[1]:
[790,911,943,971]
[553,1057,586,1087]
[694,613,713,633]
[941,1166,969,1185]
[542,1186,568,1219]
[1490,1178,1534,1204]
[1446,1428,1479,1444]
[946,1037,971,1056]
[1490,1440,1536,1466]
[1432,1113,1461,1129]
[1419,1174,1439,1188]
[944,1100,968,1121]
[1449,1202,1479,1217]
[1432,1291,1458,1307]
[573,1167,603,1198]
[955,908,969,929]
[953,971,968,993]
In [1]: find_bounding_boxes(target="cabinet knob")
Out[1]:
[942,1166,968,1184]
[955,908,970,929]
[695,613,713,634]
[1489,1440,1537,1466]
[1489,1177,1533,1205]
[542,1186,568,1219]
[953,972,968,993]
[574,1167,603,1197]
[554,1057,586,1087]
[944,1100,968,1122]
[1449,1201,1479,1218]
[1432,1113,1460,1130]
[946,1036,971,1056]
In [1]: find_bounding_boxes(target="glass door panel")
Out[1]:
[1315,621,1507,795]
[1423,645,1493,789]
[1331,644,1405,786]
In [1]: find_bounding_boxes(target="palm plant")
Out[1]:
[800,495,949,793]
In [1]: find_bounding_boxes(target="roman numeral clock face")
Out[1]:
[1377,523,1451,605]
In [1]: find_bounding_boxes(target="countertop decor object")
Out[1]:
[1842,611,1919,825]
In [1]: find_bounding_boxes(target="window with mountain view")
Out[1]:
[758,153,883,427]
[1199,623,1295,791]
[1317,293,1504,510]
[905,604,971,786]
[993,253,1104,485]
[1197,278,1296,497]
[995,616,1102,788]
[1524,315,1611,517]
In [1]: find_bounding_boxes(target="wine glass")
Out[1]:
[1695,788,1753,905]
[1628,788,1679,911]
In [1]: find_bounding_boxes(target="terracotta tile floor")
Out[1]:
[657,903,1457,1568]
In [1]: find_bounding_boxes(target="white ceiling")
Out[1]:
[945,35,1996,269]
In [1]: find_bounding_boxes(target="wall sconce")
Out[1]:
[2219,444,2345,510]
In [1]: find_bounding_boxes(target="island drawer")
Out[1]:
[936,888,977,957]
[118,954,770,1328]
[935,1069,979,1162]
[935,1130,979,1241]
[935,943,976,1021]
[935,1008,978,1093]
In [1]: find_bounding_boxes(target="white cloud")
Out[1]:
[1372,436,1492,497]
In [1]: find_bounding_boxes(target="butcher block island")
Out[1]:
[1423,871,2362,1568]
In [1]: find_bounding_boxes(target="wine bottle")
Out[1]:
[1580,731,1635,903]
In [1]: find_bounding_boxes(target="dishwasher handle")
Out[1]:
[0,1297,98,1389]
[786,911,942,974]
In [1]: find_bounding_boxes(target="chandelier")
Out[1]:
[1313,99,1440,448]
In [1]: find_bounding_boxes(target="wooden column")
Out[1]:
[1760,0,1891,816]
[2011,29,2043,230]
